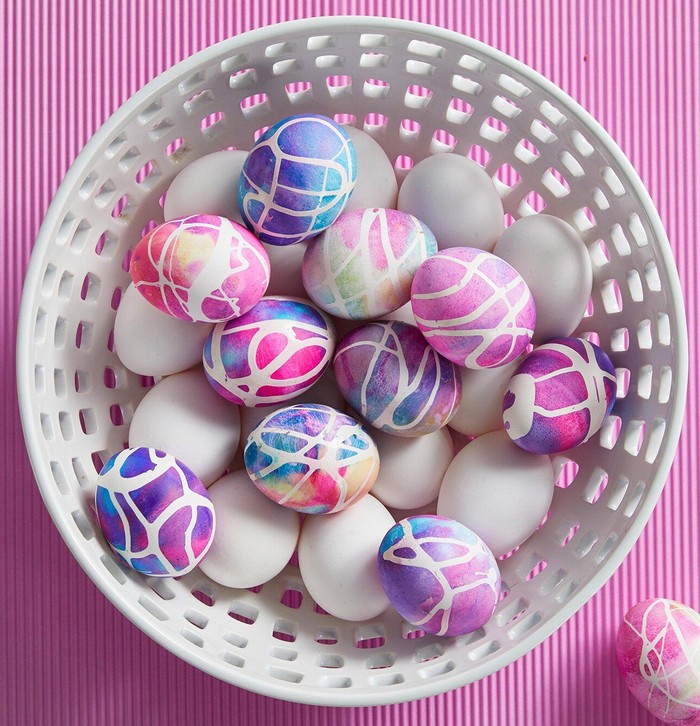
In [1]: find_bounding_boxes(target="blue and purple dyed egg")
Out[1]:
[95,447,215,577]
[502,337,617,454]
[333,320,462,437]
[377,515,501,636]
[244,403,380,514]
[203,296,336,407]
[238,114,357,246]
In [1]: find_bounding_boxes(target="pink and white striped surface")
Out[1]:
[3,1,698,724]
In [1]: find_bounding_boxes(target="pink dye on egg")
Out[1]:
[410,247,535,369]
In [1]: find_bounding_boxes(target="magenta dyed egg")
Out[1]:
[377,515,501,636]
[410,247,536,369]
[203,296,336,407]
[95,447,215,577]
[130,215,270,323]
[333,320,462,437]
[503,337,617,454]
[617,599,700,724]
[302,208,438,320]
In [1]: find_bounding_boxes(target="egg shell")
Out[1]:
[370,426,453,509]
[238,370,345,443]
[397,154,504,251]
[128,368,241,487]
[386,498,438,522]
[197,470,300,589]
[130,214,270,323]
[163,149,247,224]
[298,494,394,621]
[437,430,555,557]
[263,240,308,298]
[493,214,593,344]
[342,126,398,211]
[503,337,617,454]
[378,515,501,636]
[203,296,336,407]
[238,114,357,246]
[302,208,438,320]
[617,599,700,724]
[333,320,462,437]
[244,403,379,514]
[95,447,215,577]
[114,283,213,376]
[448,356,524,437]
[382,301,417,326]
[411,247,536,369]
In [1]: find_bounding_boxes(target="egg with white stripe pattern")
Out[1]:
[238,114,357,246]
[503,337,617,454]
[302,208,437,320]
[410,247,536,369]
[377,515,501,637]
[244,404,379,514]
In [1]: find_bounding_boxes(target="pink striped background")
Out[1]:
[3,1,698,724]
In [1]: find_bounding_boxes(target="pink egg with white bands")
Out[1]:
[130,215,270,323]
[410,247,536,369]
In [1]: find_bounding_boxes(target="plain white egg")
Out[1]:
[342,125,399,211]
[370,426,453,509]
[263,240,307,298]
[448,357,524,437]
[386,499,437,522]
[397,154,504,251]
[198,470,300,588]
[238,369,346,443]
[437,430,555,557]
[493,214,593,344]
[128,368,240,487]
[114,283,213,376]
[298,494,394,621]
[163,149,247,224]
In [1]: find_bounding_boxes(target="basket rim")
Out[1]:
[16,15,689,707]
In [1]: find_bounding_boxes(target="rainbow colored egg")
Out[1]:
[203,296,336,407]
[333,320,462,437]
[129,214,270,323]
[244,404,379,514]
[238,114,357,246]
[377,515,501,636]
[95,447,215,577]
[302,208,437,320]
[410,247,536,369]
[502,337,617,454]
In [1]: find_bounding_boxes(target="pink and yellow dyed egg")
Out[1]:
[244,404,380,514]
[129,214,270,323]
[502,337,617,454]
[203,296,336,407]
[302,208,437,320]
[410,247,536,369]
[617,599,700,724]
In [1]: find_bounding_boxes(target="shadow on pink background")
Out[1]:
[3,1,698,724]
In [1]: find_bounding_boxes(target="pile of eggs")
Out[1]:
[98,112,619,640]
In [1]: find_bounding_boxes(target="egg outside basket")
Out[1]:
[16,17,688,706]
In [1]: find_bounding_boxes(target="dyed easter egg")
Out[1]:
[333,320,462,437]
[203,296,336,407]
[95,447,215,577]
[238,114,357,246]
[130,215,270,323]
[377,515,501,636]
[410,247,536,369]
[503,337,617,454]
[617,599,700,724]
[302,208,438,320]
[244,404,379,514]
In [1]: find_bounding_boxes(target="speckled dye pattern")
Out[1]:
[244,404,379,514]
[94,447,215,577]
[378,515,501,637]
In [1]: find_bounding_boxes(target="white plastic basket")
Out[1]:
[17,17,688,706]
